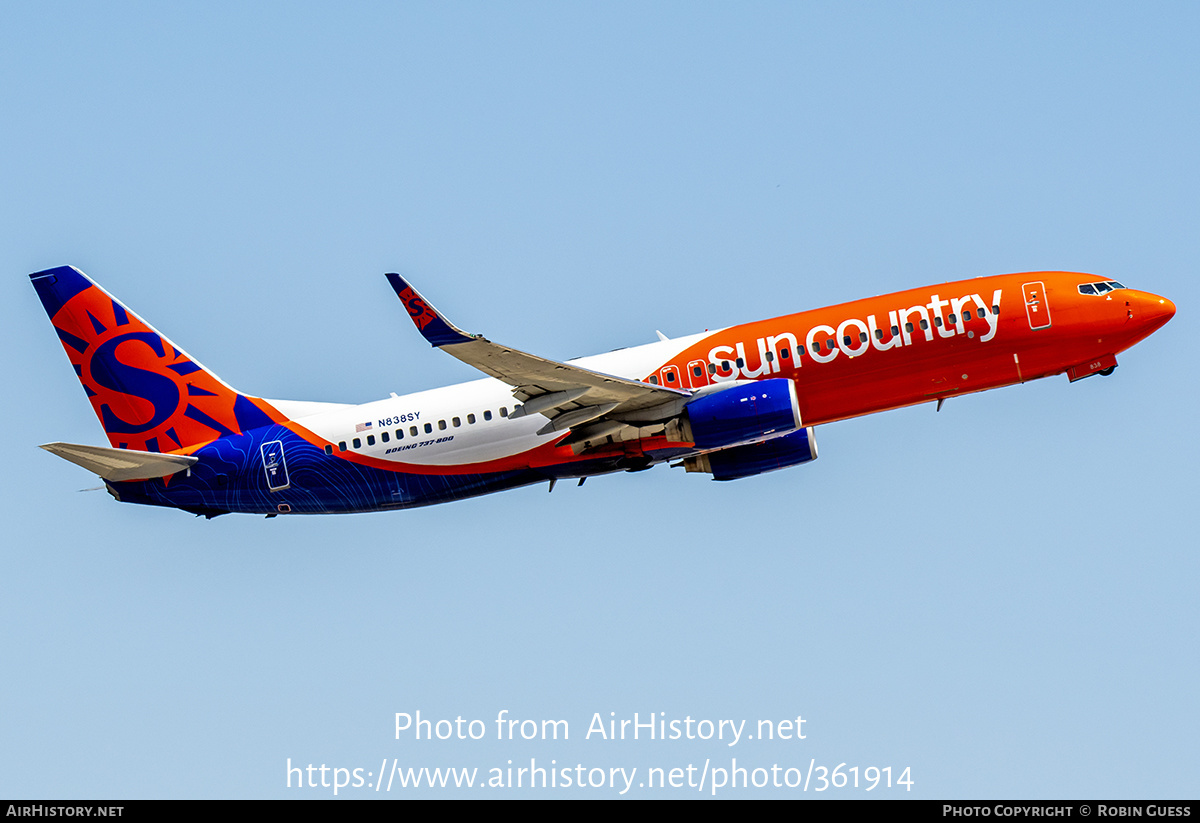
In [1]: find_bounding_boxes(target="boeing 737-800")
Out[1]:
[30,265,1174,517]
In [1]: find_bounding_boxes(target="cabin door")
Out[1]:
[1022,281,1052,330]
[260,440,291,491]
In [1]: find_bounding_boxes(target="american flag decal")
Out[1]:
[355,421,373,432]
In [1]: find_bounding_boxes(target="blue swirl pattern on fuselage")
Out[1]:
[110,426,559,515]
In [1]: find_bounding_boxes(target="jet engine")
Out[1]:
[683,426,818,481]
[680,378,802,449]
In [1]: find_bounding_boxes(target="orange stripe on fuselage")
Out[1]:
[279,271,1172,477]
[649,271,1170,426]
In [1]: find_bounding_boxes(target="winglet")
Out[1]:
[384,273,474,347]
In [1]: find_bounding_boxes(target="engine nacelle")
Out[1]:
[684,426,818,481]
[682,378,802,449]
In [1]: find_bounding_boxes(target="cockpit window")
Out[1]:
[1078,280,1126,296]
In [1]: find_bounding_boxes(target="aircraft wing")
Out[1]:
[385,273,689,432]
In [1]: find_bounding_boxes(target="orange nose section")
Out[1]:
[1145,292,1175,324]
[1130,291,1176,335]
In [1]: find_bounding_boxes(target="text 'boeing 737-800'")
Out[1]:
[30,265,1174,517]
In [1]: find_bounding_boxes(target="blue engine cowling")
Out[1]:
[693,426,818,481]
[683,378,802,449]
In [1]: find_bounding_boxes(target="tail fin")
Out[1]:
[30,266,285,452]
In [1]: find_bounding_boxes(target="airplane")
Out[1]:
[30,265,1175,518]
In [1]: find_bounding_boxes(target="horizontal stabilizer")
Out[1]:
[40,442,199,482]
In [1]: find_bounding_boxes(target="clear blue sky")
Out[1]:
[2,1,1197,798]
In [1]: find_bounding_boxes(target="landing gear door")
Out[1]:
[261,440,290,491]
[1023,281,1051,330]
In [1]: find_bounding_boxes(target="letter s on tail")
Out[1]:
[30,266,285,453]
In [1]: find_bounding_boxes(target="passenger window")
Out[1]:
[484,410,492,421]
[811,343,820,353]
[367,435,375,445]
[891,325,899,335]
[693,364,704,376]
[779,348,790,359]
[381,432,389,443]
[859,332,868,343]
[920,319,929,330]
[353,438,361,449]
[665,371,676,382]
[438,420,447,430]
[424,423,432,434]
[948,314,956,324]
[396,430,403,440]
[827,340,836,351]
[708,362,717,374]
[992,305,999,314]
[410,426,418,437]
[934,317,942,327]
[338,441,347,451]
[736,358,745,368]
[499,407,508,417]
[649,375,659,385]
[977,308,986,318]
[764,353,773,363]
[468,413,476,424]
[324,445,333,455]
[905,322,913,334]
[722,360,731,371]
[453,417,461,427]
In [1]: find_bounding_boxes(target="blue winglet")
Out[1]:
[384,273,474,347]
